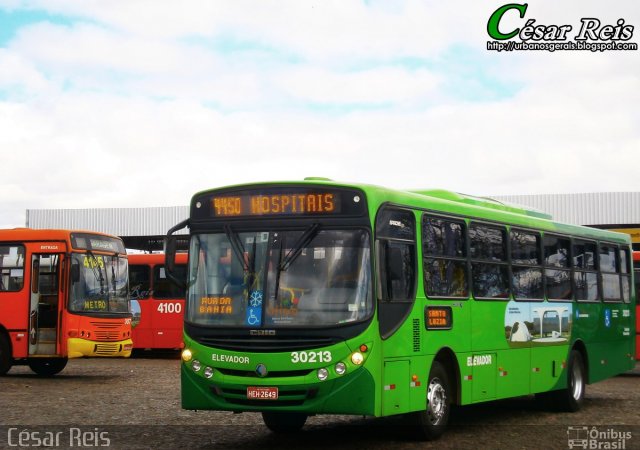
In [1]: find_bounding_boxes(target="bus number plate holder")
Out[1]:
[247,386,278,400]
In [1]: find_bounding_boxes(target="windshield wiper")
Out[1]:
[223,225,250,272]
[279,223,321,272]
[85,250,106,296]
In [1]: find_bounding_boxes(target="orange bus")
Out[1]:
[129,253,187,350]
[0,229,132,376]
[634,251,640,360]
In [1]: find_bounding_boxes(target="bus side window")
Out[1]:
[469,222,509,299]
[511,229,543,300]
[619,247,631,303]
[422,215,468,298]
[129,265,151,300]
[154,265,187,299]
[543,234,572,301]
[600,243,621,302]
[0,245,25,292]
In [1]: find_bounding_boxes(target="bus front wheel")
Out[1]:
[28,358,68,376]
[261,411,307,433]
[0,333,12,375]
[412,360,451,440]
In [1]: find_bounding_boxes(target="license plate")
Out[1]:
[247,386,278,400]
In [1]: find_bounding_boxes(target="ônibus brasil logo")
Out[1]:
[486,3,637,52]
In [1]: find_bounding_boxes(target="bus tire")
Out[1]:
[537,349,586,412]
[261,411,307,433]
[0,333,12,376]
[412,361,451,440]
[557,350,586,412]
[28,358,68,376]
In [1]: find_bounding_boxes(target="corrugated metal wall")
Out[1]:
[25,192,640,236]
[491,192,640,225]
[26,206,189,236]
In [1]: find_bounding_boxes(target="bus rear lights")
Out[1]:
[192,360,202,372]
[68,330,78,338]
[204,367,214,379]
[317,368,329,381]
[351,352,364,366]
[335,362,346,375]
[181,349,193,362]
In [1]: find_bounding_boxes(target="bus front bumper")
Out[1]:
[68,338,133,358]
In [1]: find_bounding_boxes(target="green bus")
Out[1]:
[165,179,635,439]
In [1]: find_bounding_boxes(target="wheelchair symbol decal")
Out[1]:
[246,290,263,326]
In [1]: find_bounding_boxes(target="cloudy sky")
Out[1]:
[1,1,638,228]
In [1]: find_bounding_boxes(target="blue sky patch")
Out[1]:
[0,8,75,46]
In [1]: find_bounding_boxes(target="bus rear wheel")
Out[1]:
[28,358,68,376]
[261,412,307,433]
[412,361,451,440]
[556,350,586,412]
[0,333,12,375]
[537,349,585,412]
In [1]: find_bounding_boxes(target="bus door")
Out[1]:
[29,253,64,356]
[376,208,418,414]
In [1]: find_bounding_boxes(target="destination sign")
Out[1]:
[425,306,453,330]
[195,187,366,219]
[213,193,337,217]
[71,233,126,253]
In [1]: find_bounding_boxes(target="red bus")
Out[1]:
[128,253,187,350]
[634,251,640,360]
[0,228,132,376]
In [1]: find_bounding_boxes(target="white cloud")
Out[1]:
[0,0,638,229]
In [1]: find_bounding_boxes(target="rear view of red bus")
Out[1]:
[0,229,132,376]
[129,253,187,350]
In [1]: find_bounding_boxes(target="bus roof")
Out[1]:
[0,228,126,253]
[0,228,122,242]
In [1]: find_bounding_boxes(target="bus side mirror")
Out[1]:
[165,219,189,289]
[71,262,80,283]
[165,236,178,274]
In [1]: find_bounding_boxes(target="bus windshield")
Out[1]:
[69,253,130,314]
[187,228,372,328]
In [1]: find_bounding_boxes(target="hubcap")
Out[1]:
[427,377,447,425]
[571,362,583,400]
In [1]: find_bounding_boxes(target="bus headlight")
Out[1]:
[335,362,347,375]
[192,360,201,372]
[351,352,364,366]
[317,368,329,381]
[181,349,193,362]
[204,367,214,379]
